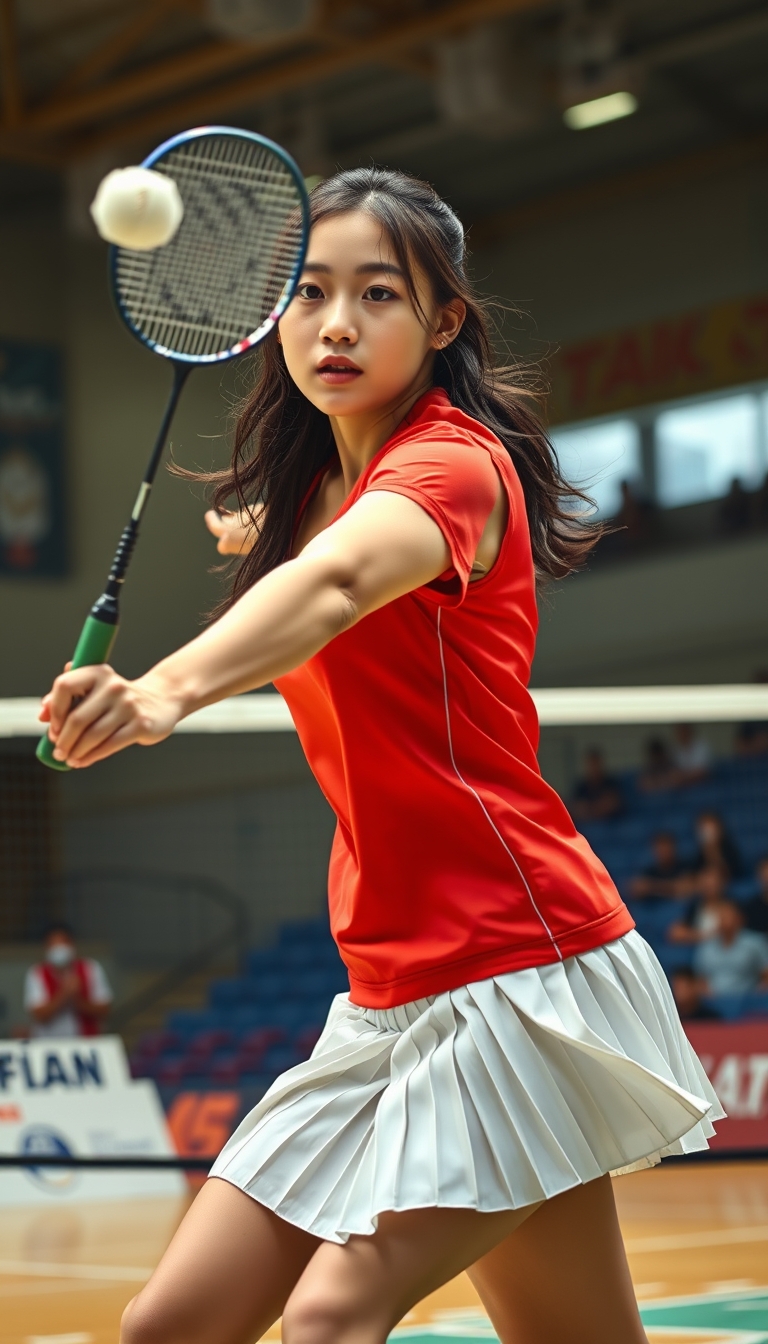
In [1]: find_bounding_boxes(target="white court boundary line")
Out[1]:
[3,684,768,737]
[0,1258,152,1281]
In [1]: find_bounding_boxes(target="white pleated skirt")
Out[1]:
[210,931,724,1244]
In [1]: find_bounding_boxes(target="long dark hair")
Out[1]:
[200,166,598,611]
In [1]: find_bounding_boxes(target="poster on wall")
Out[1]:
[0,339,66,576]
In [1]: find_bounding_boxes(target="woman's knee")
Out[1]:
[120,1295,151,1344]
[281,1287,384,1344]
[120,1289,185,1344]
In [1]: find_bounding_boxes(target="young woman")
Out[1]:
[41,168,722,1344]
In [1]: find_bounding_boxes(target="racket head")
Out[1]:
[109,126,310,365]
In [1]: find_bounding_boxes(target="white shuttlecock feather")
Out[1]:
[90,167,184,251]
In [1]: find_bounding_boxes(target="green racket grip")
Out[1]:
[36,614,119,771]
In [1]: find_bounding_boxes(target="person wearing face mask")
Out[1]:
[24,922,112,1038]
[691,811,743,884]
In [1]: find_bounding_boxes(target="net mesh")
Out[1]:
[114,133,306,360]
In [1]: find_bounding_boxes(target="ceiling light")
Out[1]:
[564,90,638,129]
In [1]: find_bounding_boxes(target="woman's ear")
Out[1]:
[434,298,466,350]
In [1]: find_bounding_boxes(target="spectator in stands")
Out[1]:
[637,737,677,793]
[629,831,691,900]
[615,478,655,549]
[668,866,727,945]
[693,901,768,996]
[24,922,112,1038]
[719,477,752,535]
[736,669,768,756]
[671,968,721,1022]
[570,747,624,822]
[690,810,743,883]
[670,723,712,786]
[744,856,768,935]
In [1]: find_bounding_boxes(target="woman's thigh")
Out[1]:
[282,1204,541,1344]
[468,1175,648,1344]
[120,1176,319,1344]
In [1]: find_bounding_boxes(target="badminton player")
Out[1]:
[41,168,721,1344]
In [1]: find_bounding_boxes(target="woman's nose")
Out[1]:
[319,298,357,345]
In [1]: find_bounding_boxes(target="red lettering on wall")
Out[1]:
[685,1022,768,1151]
[166,1091,240,1186]
[599,333,647,398]
[648,315,707,382]
[562,340,605,407]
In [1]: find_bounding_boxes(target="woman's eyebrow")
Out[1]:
[300,261,405,277]
[355,262,404,277]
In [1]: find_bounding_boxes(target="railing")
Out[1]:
[49,867,249,1033]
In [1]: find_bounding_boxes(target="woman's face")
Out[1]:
[277,210,461,420]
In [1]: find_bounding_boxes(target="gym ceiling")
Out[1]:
[0,0,766,238]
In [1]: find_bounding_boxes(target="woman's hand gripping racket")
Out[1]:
[37,126,308,770]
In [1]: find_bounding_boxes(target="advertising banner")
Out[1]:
[0,1036,185,1205]
[685,1020,768,1151]
[549,293,768,424]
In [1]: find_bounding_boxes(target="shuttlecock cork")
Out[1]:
[90,166,184,250]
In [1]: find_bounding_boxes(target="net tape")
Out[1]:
[114,134,305,360]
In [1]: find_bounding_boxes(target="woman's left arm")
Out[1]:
[41,491,451,768]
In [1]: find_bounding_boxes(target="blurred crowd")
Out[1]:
[571,709,768,1022]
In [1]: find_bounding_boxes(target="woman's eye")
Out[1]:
[297,282,324,300]
[364,285,396,302]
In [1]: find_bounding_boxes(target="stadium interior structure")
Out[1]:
[1,0,768,1165]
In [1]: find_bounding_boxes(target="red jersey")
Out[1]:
[275,389,633,1008]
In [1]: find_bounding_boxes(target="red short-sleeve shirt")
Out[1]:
[275,389,632,1007]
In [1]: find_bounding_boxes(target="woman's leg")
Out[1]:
[468,1174,648,1344]
[120,1177,319,1344]
[281,1203,542,1344]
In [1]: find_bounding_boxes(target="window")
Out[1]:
[655,392,765,509]
[550,418,642,517]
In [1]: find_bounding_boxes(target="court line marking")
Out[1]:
[0,1281,119,1299]
[0,1258,152,1281]
[27,1334,93,1343]
[625,1227,768,1253]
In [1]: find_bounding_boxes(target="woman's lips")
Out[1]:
[317,366,363,384]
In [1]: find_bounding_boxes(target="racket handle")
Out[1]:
[36,613,119,771]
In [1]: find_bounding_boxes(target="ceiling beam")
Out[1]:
[54,0,187,97]
[17,35,293,137]
[52,0,550,159]
[637,3,768,69]
[0,0,21,126]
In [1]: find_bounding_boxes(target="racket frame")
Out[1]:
[110,125,310,366]
[37,126,309,771]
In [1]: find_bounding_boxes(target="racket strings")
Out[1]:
[115,133,306,361]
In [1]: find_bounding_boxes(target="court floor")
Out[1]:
[1,1162,766,1344]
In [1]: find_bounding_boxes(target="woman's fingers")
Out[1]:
[57,698,139,764]
[47,665,111,739]
[52,672,139,760]
[67,720,143,769]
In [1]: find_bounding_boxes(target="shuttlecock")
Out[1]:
[90,166,184,250]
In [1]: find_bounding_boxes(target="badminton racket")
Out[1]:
[37,125,309,770]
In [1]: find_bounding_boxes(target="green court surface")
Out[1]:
[389,1289,768,1342]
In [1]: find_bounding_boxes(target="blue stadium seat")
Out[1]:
[744,989,768,1017]
[705,993,748,1021]
[261,1045,300,1074]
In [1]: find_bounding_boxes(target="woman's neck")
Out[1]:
[328,377,433,493]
